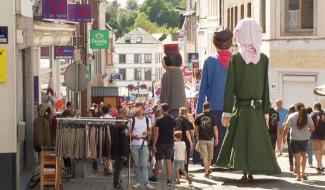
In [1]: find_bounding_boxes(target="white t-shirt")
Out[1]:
[129,116,151,146]
[174,141,186,161]
[102,114,113,119]
[286,112,313,141]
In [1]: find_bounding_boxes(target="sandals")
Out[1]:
[240,174,254,182]
[240,175,248,181]
[301,174,308,180]
[187,176,192,185]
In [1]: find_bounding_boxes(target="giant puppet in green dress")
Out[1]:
[216,18,281,179]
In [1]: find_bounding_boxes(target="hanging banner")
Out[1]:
[90,30,109,49]
[188,52,199,69]
[54,46,74,59]
[68,4,92,22]
[42,0,68,19]
[33,76,39,106]
[0,48,6,82]
[40,46,50,59]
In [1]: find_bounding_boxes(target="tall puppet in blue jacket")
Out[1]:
[196,28,233,164]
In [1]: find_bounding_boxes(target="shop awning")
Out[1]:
[91,87,119,97]
[314,85,325,96]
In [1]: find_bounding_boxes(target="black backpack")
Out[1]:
[315,112,325,137]
[270,112,279,127]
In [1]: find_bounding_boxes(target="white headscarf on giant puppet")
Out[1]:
[234,18,263,64]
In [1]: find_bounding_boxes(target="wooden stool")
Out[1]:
[40,150,61,190]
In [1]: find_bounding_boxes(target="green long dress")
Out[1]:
[216,53,281,174]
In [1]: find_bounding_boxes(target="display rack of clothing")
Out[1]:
[56,118,128,160]
[56,117,132,188]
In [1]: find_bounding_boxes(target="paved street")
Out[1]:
[59,154,325,190]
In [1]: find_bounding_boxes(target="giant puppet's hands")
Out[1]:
[221,113,231,127]
[265,114,270,129]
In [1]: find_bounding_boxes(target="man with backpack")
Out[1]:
[310,103,325,174]
[269,105,280,150]
[128,103,154,189]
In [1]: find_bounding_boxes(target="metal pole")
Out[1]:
[80,0,88,116]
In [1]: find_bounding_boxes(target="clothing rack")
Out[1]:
[56,117,132,189]
[57,117,129,123]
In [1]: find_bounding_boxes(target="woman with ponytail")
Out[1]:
[284,102,315,181]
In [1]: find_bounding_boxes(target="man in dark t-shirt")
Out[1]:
[149,103,175,186]
[195,102,218,177]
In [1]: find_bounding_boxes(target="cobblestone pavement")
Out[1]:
[58,154,325,190]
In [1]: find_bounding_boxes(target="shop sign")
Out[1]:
[40,47,50,59]
[0,27,8,44]
[54,46,74,59]
[42,0,68,19]
[90,30,109,49]
[188,53,199,72]
[0,48,6,82]
[68,4,91,22]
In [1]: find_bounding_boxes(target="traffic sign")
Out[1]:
[64,63,89,91]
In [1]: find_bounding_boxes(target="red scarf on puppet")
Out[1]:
[216,50,231,68]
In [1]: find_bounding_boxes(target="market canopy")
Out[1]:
[314,84,325,96]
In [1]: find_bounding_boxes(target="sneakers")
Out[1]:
[114,184,124,190]
[149,176,158,183]
[132,183,141,189]
[145,183,155,190]
[167,180,173,186]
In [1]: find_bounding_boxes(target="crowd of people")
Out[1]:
[33,18,325,189]
[64,97,322,188]
[268,100,325,181]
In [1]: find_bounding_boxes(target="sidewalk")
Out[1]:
[57,154,325,190]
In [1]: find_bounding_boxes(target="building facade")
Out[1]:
[195,0,222,64]
[199,0,325,107]
[110,28,164,100]
[0,0,34,189]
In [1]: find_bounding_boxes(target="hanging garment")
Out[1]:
[110,124,130,160]
[56,120,117,160]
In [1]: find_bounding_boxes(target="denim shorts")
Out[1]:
[156,144,174,160]
[290,140,309,154]
[174,160,185,170]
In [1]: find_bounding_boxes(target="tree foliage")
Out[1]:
[131,12,177,34]
[126,0,138,10]
[105,0,183,37]
[140,0,179,28]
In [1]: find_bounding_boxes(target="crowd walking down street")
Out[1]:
[2,1,325,190]
[28,18,325,190]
